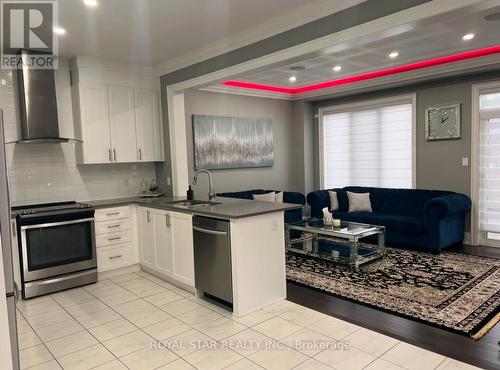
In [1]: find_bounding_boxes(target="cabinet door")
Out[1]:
[139,208,155,268]
[134,89,162,162]
[153,210,173,274]
[108,86,138,162]
[171,212,194,286]
[81,85,112,163]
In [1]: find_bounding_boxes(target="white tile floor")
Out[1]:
[16,271,482,370]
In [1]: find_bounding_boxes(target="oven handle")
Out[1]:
[20,218,95,230]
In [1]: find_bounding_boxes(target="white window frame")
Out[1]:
[471,81,500,247]
[318,94,417,189]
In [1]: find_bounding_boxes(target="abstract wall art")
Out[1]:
[193,114,274,170]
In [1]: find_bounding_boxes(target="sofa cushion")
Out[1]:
[329,191,339,211]
[253,192,276,202]
[347,192,372,213]
[332,211,425,234]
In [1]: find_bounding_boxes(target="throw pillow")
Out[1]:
[328,191,339,211]
[253,192,276,202]
[347,191,372,213]
[275,191,284,203]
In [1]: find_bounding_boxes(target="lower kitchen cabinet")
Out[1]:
[152,208,173,275]
[170,212,195,286]
[95,205,138,273]
[139,208,155,268]
[138,207,194,287]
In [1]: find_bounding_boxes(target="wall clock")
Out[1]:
[425,103,461,141]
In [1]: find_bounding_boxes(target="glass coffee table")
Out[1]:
[286,218,385,269]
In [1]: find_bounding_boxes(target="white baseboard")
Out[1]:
[98,264,141,280]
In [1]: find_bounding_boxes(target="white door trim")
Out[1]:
[471,80,500,246]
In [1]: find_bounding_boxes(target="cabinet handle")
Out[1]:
[106,212,120,216]
[139,148,142,160]
[113,149,117,161]
[108,236,122,241]
[11,221,16,238]
[107,224,120,229]
[108,149,112,162]
[109,255,123,260]
[147,210,151,223]
[165,214,170,227]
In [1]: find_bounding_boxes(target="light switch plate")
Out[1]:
[462,157,469,166]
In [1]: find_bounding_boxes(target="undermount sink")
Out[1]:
[167,200,221,207]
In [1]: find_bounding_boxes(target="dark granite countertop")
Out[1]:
[87,195,302,220]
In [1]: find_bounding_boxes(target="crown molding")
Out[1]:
[70,56,158,77]
[200,85,293,100]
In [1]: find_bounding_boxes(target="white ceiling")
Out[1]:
[226,4,500,88]
[57,0,364,71]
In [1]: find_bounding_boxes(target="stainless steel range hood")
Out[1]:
[16,50,71,143]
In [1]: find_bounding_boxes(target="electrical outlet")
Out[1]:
[167,177,171,186]
[462,157,469,167]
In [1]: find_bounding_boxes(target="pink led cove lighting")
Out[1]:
[222,45,500,94]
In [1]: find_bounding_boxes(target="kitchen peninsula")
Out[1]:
[88,195,302,317]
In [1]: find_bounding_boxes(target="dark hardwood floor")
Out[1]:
[286,245,500,370]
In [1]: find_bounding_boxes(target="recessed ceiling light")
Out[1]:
[389,51,399,59]
[289,76,297,83]
[462,33,474,41]
[53,26,66,35]
[83,0,99,7]
[333,65,342,72]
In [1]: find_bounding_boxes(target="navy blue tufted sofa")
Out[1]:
[217,189,305,223]
[307,186,471,252]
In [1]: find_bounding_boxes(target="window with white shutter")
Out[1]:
[319,95,415,189]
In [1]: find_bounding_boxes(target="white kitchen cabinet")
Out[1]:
[171,212,194,286]
[153,209,173,274]
[134,89,163,162]
[73,83,164,164]
[78,84,112,163]
[95,206,138,273]
[139,208,155,269]
[108,86,138,162]
[138,207,194,287]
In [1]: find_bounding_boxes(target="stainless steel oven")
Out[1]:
[14,202,97,298]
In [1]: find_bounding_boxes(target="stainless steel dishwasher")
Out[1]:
[193,216,233,304]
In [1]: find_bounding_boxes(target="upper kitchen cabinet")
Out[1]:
[77,84,112,163]
[70,57,164,164]
[134,89,163,162]
[108,86,138,162]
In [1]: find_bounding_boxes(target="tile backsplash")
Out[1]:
[6,143,156,206]
[1,61,157,206]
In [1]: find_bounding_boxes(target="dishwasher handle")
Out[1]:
[193,225,228,236]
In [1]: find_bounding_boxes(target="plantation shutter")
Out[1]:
[322,99,413,189]
[479,92,500,232]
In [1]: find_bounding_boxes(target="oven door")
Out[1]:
[20,217,97,282]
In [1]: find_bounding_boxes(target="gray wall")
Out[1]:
[184,90,302,194]
[157,0,430,194]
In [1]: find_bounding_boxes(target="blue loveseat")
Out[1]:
[217,189,305,223]
[307,186,471,252]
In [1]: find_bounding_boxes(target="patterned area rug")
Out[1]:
[286,248,500,339]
